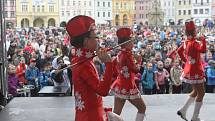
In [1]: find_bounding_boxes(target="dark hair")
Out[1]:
[185,30,195,37]
[61,45,69,56]
[70,31,91,48]
[57,57,63,63]
[44,62,51,67]
[118,38,129,44]
[53,72,64,83]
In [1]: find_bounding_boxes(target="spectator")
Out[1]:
[160,30,166,41]
[170,59,183,94]
[164,58,172,94]
[16,57,28,85]
[206,60,215,93]
[155,61,169,94]
[94,57,104,79]
[25,58,40,96]
[39,42,46,59]
[161,45,168,61]
[51,56,71,90]
[153,39,162,51]
[149,57,158,72]
[39,63,53,89]
[206,51,213,62]
[13,48,24,66]
[137,36,144,49]
[144,44,155,62]
[155,52,162,62]
[141,62,155,95]
[7,40,17,61]
[8,64,21,96]
[24,41,34,54]
[39,49,54,70]
[31,38,40,52]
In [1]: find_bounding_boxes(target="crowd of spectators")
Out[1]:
[5,24,215,97]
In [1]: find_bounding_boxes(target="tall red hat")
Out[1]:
[116,28,133,42]
[185,21,196,31]
[66,15,95,38]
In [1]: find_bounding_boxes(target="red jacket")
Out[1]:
[16,63,28,84]
[111,49,141,99]
[177,36,206,83]
[24,45,34,54]
[72,48,113,121]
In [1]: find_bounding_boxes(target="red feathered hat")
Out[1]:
[116,28,133,42]
[66,15,95,38]
[185,21,196,31]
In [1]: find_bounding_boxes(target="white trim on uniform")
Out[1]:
[180,76,205,84]
[110,90,141,100]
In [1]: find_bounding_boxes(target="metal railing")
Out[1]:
[0,0,8,106]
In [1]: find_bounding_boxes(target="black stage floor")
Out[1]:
[0,94,214,121]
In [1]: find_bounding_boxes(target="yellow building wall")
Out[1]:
[176,0,192,22]
[212,3,215,20]
[16,0,59,28]
[112,0,135,26]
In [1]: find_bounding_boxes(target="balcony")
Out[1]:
[32,12,58,16]
[4,7,16,11]
[193,3,210,7]
[17,12,58,17]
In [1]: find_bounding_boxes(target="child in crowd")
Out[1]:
[154,61,169,94]
[8,64,21,97]
[16,57,28,85]
[39,63,53,89]
[206,60,215,93]
[170,59,183,94]
[141,62,155,95]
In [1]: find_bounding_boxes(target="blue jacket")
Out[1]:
[25,66,40,85]
[39,71,51,88]
[160,31,166,41]
[206,66,215,85]
[141,69,155,89]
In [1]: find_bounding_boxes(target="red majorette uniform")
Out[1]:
[66,15,113,121]
[177,21,206,121]
[177,22,206,84]
[111,28,141,99]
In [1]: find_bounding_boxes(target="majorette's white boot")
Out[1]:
[135,113,145,121]
[191,102,204,121]
[177,96,195,121]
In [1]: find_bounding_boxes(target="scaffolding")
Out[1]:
[0,0,8,106]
